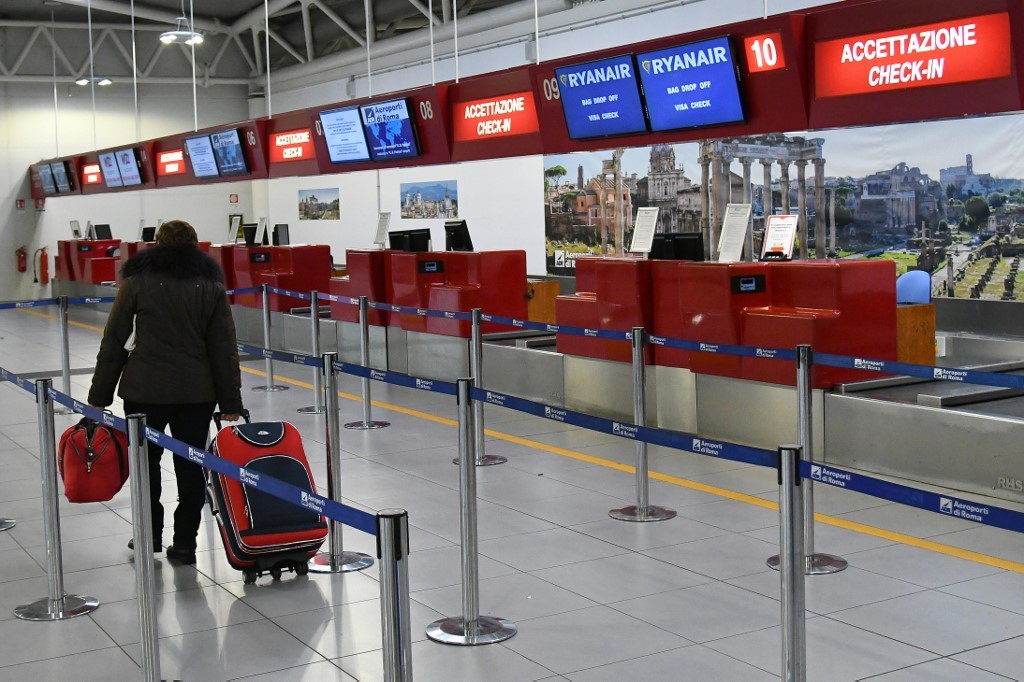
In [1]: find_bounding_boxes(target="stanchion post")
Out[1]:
[0,517,14,532]
[127,414,161,682]
[457,308,505,466]
[345,296,389,430]
[610,327,676,522]
[298,291,325,414]
[768,345,847,574]
[309,352,374,574]
[253,283,288,392]
[54,295,73,415]
[778,444,807,682]
[15,378,99,621]
[377,509,413,682]
[426,378,516,646]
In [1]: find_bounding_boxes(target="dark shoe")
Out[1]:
[128,538,163,553]
[165,545,197,565]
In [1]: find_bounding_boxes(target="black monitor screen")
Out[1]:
[210,129,248,176]
[444,220,474,252]
[51,162,71,193]
[388,228,432,252]
[37,164,57,194]
[115,148,143,186]
[242,223,263,247]
[99,152,123,188]
[184,135,220,178]
[360,98,421,161]
[554,54,648,139]
[318,106,372,164]
[649,232,705,261]
[141,226,156,242]
[272,224,290,246]
[637,36,745,132]
[93,223,113,240]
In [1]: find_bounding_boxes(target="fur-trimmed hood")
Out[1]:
[121,245,224,283]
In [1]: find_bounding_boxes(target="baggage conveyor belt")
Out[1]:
[824,338,1024,504]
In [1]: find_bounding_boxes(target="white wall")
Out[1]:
[260,156,546,272]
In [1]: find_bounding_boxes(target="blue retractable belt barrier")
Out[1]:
[0,298,59,311]
[225,287,262,296]
[0,367,37,395]
[236,342,324,369]
[798,460,1024,534]
[39,382,377,536]
[816,352,1024,390]
[470,384,776,468]
[336,361,458,395]
[66,296,117,305]
[266,286,313,301]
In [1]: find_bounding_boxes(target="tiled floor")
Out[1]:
[0,305,1023,680]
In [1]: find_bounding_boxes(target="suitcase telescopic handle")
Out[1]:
[213,409,250,431]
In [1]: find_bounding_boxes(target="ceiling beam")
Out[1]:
[309,0,366,47]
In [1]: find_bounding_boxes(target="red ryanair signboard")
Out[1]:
[81,163,102,185]
[815,13,1011,98]
[270,128,315,163]
[452,91,540,142]
[157,149,186,176]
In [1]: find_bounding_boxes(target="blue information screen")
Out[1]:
[359,99,420,161]
[554,54,648,139]
[637,36,745,132]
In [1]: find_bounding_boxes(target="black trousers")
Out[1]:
[124,401,215,551]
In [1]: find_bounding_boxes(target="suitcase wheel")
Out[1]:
[295,562,309,577]
[270,567,283,581]
[243,569,258,585]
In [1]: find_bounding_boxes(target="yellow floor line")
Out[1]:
[33,308,1024,574]
[20,308,105,332]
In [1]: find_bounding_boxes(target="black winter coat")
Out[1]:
[88,245,244,412]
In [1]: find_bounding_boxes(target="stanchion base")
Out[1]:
[766,552,849,574]
[0,518,15,532]
[426,615,517,646]
[608,505,677,522]
[344,420,389,430]
[451,454,507,466]
[307,551,374,573]
[253,385,289,392]
[296,405,325,414]
[14,594,99,621]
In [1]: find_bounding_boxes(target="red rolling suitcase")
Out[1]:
[207,414,327,583]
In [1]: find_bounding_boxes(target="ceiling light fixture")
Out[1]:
[75,76,112,86]
[160,16,204,45]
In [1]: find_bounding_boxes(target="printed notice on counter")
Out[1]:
[761,214,798,261]
[374,212,391,248]
[629,207,660,254]
[717,203,751,263]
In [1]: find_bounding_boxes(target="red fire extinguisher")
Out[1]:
[34,247,49,285]
[16,246,27,273]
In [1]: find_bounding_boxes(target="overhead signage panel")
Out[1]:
[553,54,648,139]
[637,35,745,132]
[270,128,315,163]
[82,163,102,186]
[157,149,186,176]
[815,12,1011,98]
[452,91,540,142]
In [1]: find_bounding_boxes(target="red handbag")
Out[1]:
[58,418,129,503]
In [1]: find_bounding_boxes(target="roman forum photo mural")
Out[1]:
[543,113,1024,301]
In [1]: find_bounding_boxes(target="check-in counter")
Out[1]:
[388,250,528,337]
[555,257,653,363]
[329,249,390,325]
[740,260,898,387]
[56,239,122,284]
[231,244,333,311]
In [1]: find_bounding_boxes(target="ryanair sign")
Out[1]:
[640,45,729,75]
[559,61,634,89]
